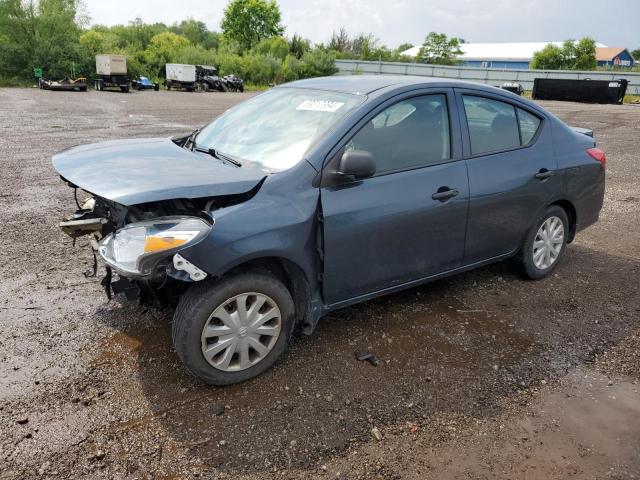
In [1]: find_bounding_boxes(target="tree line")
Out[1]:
[0,0,345,85]
[2,0,632,87]
[0,0,420,86]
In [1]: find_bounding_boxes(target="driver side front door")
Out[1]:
[320,90,469,306]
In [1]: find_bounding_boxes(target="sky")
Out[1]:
[84,0,639,49]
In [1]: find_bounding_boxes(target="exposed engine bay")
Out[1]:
[58,180,259,305]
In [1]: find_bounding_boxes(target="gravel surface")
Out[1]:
[0,88,639,479]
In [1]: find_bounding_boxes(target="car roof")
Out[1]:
[279,75,495,95]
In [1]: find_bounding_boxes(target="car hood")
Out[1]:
[52,138,268,206]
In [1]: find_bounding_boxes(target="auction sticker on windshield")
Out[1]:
[296,100,345,112]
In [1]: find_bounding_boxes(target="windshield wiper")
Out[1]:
[193,146,242,167]
[181,128,199,149]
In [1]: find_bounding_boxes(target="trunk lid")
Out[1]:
[570,126,594,138]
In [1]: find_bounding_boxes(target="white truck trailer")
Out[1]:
[165,64,197,91]
[94,54,130,92]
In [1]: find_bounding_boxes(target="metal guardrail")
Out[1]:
[335,60,640,96]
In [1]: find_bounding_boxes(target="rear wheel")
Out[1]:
[172,271,295,385]
[521,205,569,280]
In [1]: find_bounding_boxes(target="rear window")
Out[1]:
[517,108,541,144]
[462,96,541,155]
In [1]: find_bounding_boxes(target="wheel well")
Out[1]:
[222,257,311,328]
[551,199,577,242]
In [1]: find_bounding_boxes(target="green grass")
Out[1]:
[243,83,271,92]
[0,77,34,87]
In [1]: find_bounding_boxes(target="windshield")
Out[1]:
[194,88,362,171]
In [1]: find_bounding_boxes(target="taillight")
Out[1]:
[587,147,606,167]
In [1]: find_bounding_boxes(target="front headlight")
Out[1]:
[98,216,211,276]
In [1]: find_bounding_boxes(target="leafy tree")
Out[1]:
[221,0,284,51]
[144,31,190,76]
[282,53,303,80]
[418,32,463,65]
[632,49,640,61]
[396,43,414,54]
[172,19,219,50]
[531,38,596,70]
[0,0,84,78]
[350,33,378,58]
[289,34,310,59]
[572,37,596,70]
[300,49,338,77]
[530,43,563,69]
[328,27,350,53]
[253,36,289,60]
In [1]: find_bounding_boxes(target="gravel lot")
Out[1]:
[0,88,639,480]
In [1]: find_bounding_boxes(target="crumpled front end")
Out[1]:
[58,185,219,303]
[57,174,269,303]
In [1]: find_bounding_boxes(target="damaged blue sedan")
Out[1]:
[54,76,605,385]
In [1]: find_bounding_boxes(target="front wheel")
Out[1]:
[172,271,295,385]
[521,205,569,280]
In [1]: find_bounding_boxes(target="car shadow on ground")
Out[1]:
[92,244,640,474]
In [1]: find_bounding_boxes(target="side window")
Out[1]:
[347,94,450,174]
[462,96,520,155]
[517,108,541,144]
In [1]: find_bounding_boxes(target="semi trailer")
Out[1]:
[94,55,130,92]
[166,64,197,91]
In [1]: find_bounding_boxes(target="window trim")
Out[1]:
[320,89,460,186]
[454,89,545,159]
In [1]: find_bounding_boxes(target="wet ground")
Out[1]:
[0,88,639,479]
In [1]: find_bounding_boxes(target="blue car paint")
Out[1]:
[138,76,154,87]
[53,76,605,333]
[53,138,268,205]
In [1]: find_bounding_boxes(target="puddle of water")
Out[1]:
[397,368,640,479]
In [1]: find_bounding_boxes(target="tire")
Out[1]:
[521,205,569,280]
[239,84,244,92]
[172,271,295,385]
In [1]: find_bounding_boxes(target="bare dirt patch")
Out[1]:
[0,89,639,479]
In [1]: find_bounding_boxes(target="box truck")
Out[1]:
[94,55,130,92]
[166,64,197,91]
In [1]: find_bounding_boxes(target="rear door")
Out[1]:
[455,90,561,263]
[320,89,469,305]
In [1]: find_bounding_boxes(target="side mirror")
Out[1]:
[336,150,376,181]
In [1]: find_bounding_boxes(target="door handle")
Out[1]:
[432,188,459,201]
[534,169,554,180]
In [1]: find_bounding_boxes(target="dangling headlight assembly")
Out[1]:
[98,217,211,276]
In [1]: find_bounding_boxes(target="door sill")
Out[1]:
[325,250,516,311]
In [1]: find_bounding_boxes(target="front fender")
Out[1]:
[179,174,320,285]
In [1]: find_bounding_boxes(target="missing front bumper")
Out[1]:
[59,217,108,238]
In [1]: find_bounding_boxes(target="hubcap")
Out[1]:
[532,216,564,270]
[200,293,282,372]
